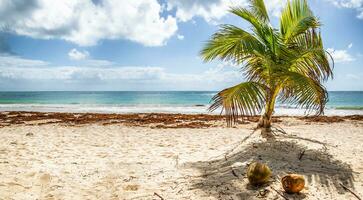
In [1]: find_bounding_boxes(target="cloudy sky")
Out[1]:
[0,0,362,91]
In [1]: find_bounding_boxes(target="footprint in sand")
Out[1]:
[38,173,57,199]
[39,173,51,185]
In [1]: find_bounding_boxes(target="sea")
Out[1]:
[0,91,362,116]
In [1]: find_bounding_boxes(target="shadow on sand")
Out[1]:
[184,137,355,199]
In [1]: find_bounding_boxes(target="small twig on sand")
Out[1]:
[154,192,164,200]
[298,149,306,160]
[340,183,362,200]
[270,186,289,200]
[231,168,239,178]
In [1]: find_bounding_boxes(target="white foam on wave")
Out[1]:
[1,104,363,116]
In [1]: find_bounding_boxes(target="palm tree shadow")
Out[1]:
[183,139,355,199]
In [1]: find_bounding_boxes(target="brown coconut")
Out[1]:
[281,174,305,193]
[246,162,271,185]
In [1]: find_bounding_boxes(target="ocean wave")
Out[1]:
[201,92,217,96]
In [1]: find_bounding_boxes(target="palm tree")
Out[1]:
[201,0,333,136]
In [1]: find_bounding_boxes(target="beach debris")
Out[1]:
[298,149,306,160]
[231,169,239,178]
[154,192,165,200]
[246,162,271,186]
[123,176,136,182]
[281,174,305,194]
[340,183,362,200]
[270,186,289,200]
[123,184,139,191]
[26,132,34,136]
[256,188,270,198]
[231,161,248,168]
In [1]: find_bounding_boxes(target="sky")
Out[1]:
[0,0,362,91]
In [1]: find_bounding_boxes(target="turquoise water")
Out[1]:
[0,91,214,105]
[0,91,362,115]
[326,91,363,109]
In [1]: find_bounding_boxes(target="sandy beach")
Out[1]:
[0,112,362,199]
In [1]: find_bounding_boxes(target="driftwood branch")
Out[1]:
[340,183,362,200]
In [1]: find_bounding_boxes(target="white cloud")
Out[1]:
[0,0,288,46]
[264,0,286,17]
[166,0,245,22]
[348,43,353,48]
[68,48,89,60]
[166,0,285,23]
[0,54,241,90]
[327,47,355,63]
[0,0,178,46]
[68,48,114,66]
[177,34,184,40]
[0,54,48,67]
[326,0,363,19]
[0,66,165,81]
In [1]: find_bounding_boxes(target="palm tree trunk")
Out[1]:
[258,88,279,138]
[258,113,272,129]
[258,111,274,139]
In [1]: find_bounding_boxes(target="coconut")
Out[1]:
[246,162,271,185]
[281,174,305,193]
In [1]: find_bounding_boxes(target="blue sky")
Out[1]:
[0,0,362,91]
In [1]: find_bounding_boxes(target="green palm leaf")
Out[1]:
[280,0,320,43]
[210,82,266,125]
[200,24,265,64]
[249,0,270,22]
[279,71,328,114]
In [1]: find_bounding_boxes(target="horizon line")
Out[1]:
[0,90,362,92]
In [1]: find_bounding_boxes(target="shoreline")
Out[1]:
[1,111,363,128]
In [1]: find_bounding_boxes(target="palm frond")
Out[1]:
[279,71,328,114]
[230,7,261,29]
[230,6,277,54]
[249,0,270,22]
[288,30,333,81]
[209,82,267,125]
[200,24,265,64]
[242,56,270,84]
[280,0,320,42]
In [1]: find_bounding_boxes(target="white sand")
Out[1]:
[0,118,362,199]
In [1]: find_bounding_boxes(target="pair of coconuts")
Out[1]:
[247,162,305,194]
